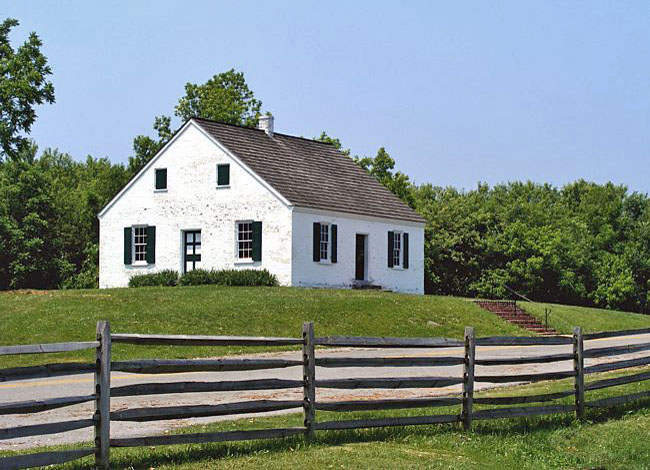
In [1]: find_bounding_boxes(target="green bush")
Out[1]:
[179,269,278,287]
[128,270,179,287]
[177,269,215,286]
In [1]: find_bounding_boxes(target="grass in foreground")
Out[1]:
[2,367,649,469]
[0,287,527,367]
[2,286,650,367]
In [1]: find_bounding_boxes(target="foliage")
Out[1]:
[175,69,262,126]
[127,115,173,174]
[129,69,263,173]
[412,180,650,312]
[0,18,55,161]
[128,270,179,287]
[61,243,99,289]
[178,269,278,287]
[0,145,130,289]
[315,131,351,156]
[355,147,416,208]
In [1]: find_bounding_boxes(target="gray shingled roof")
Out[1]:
[193,118,425,224]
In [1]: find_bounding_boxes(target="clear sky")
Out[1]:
[3,1,650,192]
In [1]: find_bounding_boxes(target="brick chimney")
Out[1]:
[258,114,274,136]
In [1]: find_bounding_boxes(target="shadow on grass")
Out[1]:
[60,398,650,469]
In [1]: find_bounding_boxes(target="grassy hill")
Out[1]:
[1,286,649,367]
[524,301,650,334]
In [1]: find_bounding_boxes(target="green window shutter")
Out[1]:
[217,164,230,186]
[403,232,409,269]
[313,223,321,262]
[387,231,394,268]
[331,224,337,263]
[155,169,167,190]
[124,227,132,265]
[252,221,262,261]
[146,226,156,264]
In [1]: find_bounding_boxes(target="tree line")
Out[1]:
[1,18,649,313]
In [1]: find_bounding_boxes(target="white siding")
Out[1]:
[291,209,425,294]
[99,123,292,288]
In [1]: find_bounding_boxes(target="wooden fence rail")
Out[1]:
[1,321,649,470]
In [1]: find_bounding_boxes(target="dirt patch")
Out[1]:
[3,290,51,296]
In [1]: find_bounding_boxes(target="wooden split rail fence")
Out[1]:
[1,323,650,469]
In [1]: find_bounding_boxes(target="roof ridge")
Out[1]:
[190,117,334,147]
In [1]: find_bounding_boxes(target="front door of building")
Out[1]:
[184,230,201,273]
[355,234,366,281]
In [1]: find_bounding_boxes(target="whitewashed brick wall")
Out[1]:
[291,209,425,294]
[99,123,292,288]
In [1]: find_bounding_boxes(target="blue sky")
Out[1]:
[3,1,650,192]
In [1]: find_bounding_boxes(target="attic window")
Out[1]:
[217,164,230,187]
[155,168,167,190]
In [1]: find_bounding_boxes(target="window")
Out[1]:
[320,223,329,260]
[217,164,230,187]
[393,232,402,267]
[133,226,147,262]
[237,222,253,259]
[155,168,167,190]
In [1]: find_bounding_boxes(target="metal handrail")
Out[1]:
[504,285,551,330]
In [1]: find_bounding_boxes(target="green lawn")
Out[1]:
[524,301,650,334]
[2,286,650,368]
[0,287,526,367]
[3,366,649,469]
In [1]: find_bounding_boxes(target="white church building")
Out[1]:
[98,116,425,293]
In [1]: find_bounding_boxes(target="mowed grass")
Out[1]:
[524,301,650,335]
[2,286,650,367]
[3,366,649,470]
[0,287,526,367]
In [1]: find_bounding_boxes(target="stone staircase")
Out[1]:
[475,300,558,335]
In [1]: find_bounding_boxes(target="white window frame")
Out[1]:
[132,225,148,265]
[392,231,403,269]
[236,220,254,262]
[154,168,168,192]
[319,222,331,263]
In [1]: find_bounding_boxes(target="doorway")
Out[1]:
[183,230,201,273]
[355,234,367,281]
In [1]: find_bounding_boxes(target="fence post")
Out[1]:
[462,326,476,431]
[94,321,111,469]
[302,321,316,439]
[573,326,585,419]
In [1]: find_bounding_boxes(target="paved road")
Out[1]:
[1,333,649,450]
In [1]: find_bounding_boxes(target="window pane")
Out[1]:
[186,233,194,243]
[393,233,401,267]
[195,232,201,243]
[237,222,253,258]
[133,226,148,262]
[319,224,329,260]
